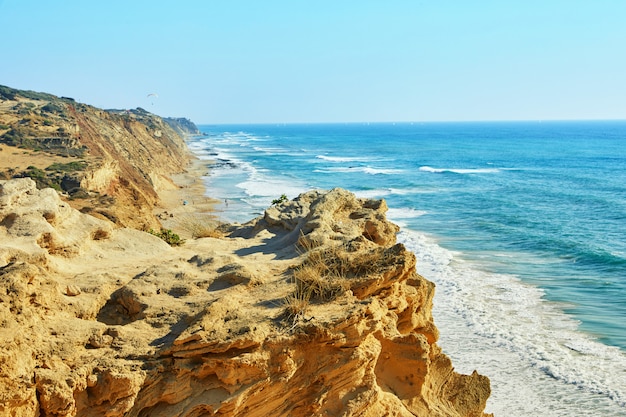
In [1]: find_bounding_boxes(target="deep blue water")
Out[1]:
[190,121,626,416]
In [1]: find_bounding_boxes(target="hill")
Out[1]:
[0,85,196,230]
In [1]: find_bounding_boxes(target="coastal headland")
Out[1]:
[0,86,491,416]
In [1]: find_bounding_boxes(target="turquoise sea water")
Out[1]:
[190,121,626,416]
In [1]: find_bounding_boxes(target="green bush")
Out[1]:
[25,166,46,179]
[148,228,185,246]
[18,89,54,101]
[42,102,65,114]
[46,161,87,172]
[0,85,17,100]
[18,166,62,191]
[271,194,288,205]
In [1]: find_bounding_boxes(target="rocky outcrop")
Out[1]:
[0,85,193,230]
[0,181,491,417]
[163,117,201,136]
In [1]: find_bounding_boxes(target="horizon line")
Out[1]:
[196,118,626,126]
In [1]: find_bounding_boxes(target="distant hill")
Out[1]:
[164,116,201,136]
[0,84,197,230]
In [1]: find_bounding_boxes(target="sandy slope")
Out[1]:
[0,144,69,173]
[153,157,220,238]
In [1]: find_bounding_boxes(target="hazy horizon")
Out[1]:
[1,1,625,124]
[196,118,626,126]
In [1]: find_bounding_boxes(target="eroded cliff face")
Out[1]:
[0,180,491,417]
[0,85,191,230]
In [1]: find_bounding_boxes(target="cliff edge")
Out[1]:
[0,179,491,416]
[0,85,193,230]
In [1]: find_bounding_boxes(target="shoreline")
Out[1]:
[154,154,222,238]
[193,124,626,415]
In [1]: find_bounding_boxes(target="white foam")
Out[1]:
[213,132,265,147]
[386,207,427,220]
[316,155,376,163]
[398,229,626,415]
[362,167,404,175]
[419,166,502,174]
[204,149,257,179]
[252,145,295,154]
[235,171,308,202]
[353,189,393,199]
[315,166,402,175]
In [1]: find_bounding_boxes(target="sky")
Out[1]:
[1,0,625,124]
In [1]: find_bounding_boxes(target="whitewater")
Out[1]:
[190,121,626,416]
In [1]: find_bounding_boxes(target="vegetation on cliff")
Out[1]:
[0,86,492,416]
[0,84,197,230]
[0,181,491,416]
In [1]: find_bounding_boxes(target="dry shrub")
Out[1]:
[283,238,347,322]
[284,232,402,322]
[91,228,111,240]
[299,241,390,279]
[293,263,348,302]
[36,232,77,256]
[283,285,311,321]
[177,214,223,239]
[293,243,351,301]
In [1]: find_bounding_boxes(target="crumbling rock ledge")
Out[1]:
[0,181,491,417]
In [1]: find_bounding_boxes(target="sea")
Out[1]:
[189,121,626,416]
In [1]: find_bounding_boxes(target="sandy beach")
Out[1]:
[0,142,221,238]
[153,155,223,237]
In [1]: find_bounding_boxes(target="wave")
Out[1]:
[354,189,433,201]
[387,207,427,219]
[236,174,308,201]
[419,166,502,174]
[398,229,626,415]
[252,146,302,155]
[211,132,266,148]
[364,167,403,175]
[315,166,403,175]
[354,189,393,199]
[195,123,626,415]
[316,155,377,163]
[203,149,258,176]
[386,208,427,227]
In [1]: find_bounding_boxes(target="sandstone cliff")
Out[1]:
[163,117,201,136]
[0,179,491,416]
[0,85,192,230]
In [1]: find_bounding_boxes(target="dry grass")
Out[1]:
[283,285,312,321]
[284,232,402,323]
[299,240,396,281]
[283,238,347,323]
[177,214,223,239]
[292,262,348,302]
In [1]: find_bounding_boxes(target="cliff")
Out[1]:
[0,179,491,416]
[163,117,202,136]
[0,85,491,416]
[0,85,193,230]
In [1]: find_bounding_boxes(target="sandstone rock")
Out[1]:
[233,188,400,251]
[0,182,491,416]
[65,284,82,296]
[87,332,114,348]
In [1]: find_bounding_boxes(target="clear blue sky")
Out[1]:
[1,0,625,124]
